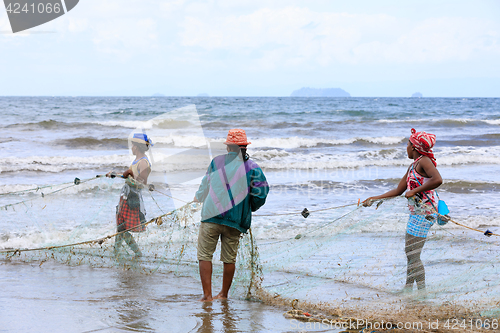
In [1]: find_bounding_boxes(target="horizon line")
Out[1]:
[1,95,499,98]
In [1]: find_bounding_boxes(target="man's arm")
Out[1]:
[249,167,269,212]
[194,161,214,202]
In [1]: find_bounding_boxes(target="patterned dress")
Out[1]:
[406,156,438,238]
[116,157,150,233]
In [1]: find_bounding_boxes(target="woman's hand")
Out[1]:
[122,169,133,179]
[362,197,375,207]
[405,190,416,198]
[363,169,411,207]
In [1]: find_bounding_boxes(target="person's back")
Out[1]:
[194,129,269,301]
[196,151,268,233]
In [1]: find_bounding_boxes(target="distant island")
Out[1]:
[197,93,209,97]
[411,92,423,98]
[291,87,350,97]
[152,93,166,97]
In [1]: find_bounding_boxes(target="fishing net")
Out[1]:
[0,177,257,297]
[2,178,500,332]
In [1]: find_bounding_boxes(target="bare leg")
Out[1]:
[199,260,213,302]
[214,263,235,300]
[405,233,426,290]
[114,234,123,257]
[123,232,142,258]
[114,213,122,257]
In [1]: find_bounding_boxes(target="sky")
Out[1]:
[1,0,499,97]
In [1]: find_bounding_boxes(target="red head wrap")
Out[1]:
[409,128,437,166]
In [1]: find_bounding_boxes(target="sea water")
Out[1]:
[1,97,500,332]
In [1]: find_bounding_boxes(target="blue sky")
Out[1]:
[1,0,499,97]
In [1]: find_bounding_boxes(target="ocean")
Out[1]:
[1,97,500,332]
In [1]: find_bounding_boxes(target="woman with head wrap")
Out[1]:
[363,129,442,291]
[106,133,153,260]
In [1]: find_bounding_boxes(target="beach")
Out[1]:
[1,96,500,332]
[0,261,297,333]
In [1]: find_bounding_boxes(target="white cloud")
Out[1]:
[91,18,158,61]
[1,0,499,95]
[50,0,162,60]
[159,0,187,17]
[179,6,500,68]
[67,17,89,33]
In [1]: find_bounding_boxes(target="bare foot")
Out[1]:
[199,295,213,302]
[396,286,413,295]
[214,292,228,300]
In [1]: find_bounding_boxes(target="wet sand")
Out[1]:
[0,260,334,333]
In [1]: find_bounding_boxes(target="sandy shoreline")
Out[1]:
[3,258,498,333]
[0,260,302,333]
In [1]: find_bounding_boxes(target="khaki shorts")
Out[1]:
[197,222,241,264]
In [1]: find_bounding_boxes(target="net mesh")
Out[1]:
[1,177,500,332]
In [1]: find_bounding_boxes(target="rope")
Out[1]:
[151,187,191,204]
[253,195,398,220]
[0,176,100,210]
[152,188,357,217]
[253,202,357,217]
[256,193,499,247]
[2,177,497,257]
[448,218,499,237]
[246,227,256,300]
[0,202,195,255]
[304,205,361,235]
[369,195,500,238]
[148,191,167,215]
[0,182,73,196]
[258,205,363,247]
[0,176,189,212]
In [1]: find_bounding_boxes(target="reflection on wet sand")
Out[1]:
[197,302,214,332]
[196,301,238,333]
[0,261,294,333]
[116,270,152,332]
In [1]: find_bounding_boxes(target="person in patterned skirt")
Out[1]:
[107,133,153,259]
[364,128,443,291]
